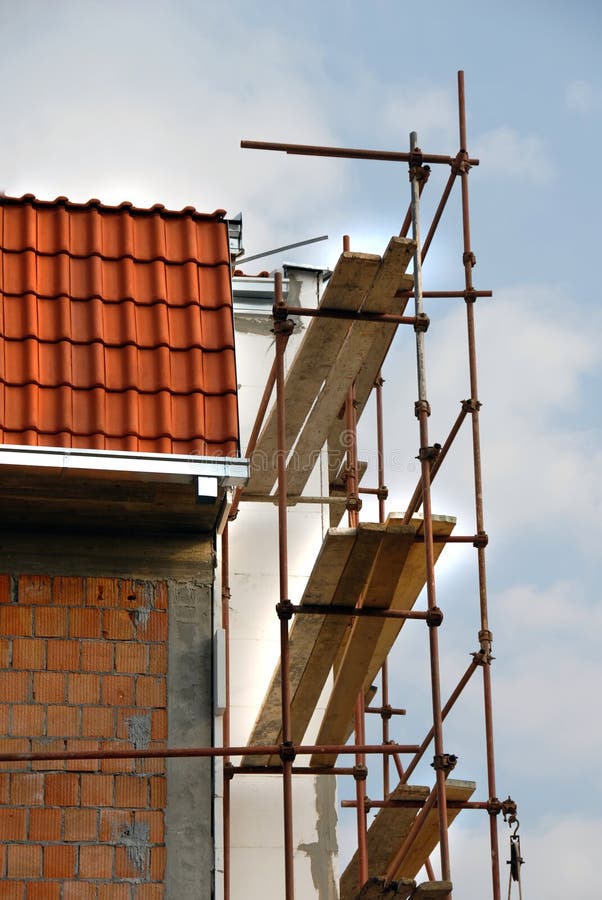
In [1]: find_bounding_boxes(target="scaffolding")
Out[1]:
[0,70,521,900]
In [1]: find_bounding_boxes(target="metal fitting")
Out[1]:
[279,741,296,763]
[353,764,368,782]
[461,398,482,413]
[413,312,430,333]
[224,762,235,781]
[473,531,489,548]
[374,376,385,389]
[417,443,441,462]
[272,315,295,336]
[363,796,372,813]
[346,494,363,513]
[431,753,457,774]
[414,399,431,418]
[452,151,471,176]
[487,796,502,816]
[501,797,518,822]
[408,146,424,176]
[275,600,294,621]
[380,704,393,721]
[376,485,389,502]
[462,250,477,269]
[426,606,444,628]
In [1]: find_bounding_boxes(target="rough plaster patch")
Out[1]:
[126,714,151,750]
[298,775,339,900]
[119,821,150,872]
[132,605,151,627]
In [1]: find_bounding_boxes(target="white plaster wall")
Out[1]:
[222,270,340,900]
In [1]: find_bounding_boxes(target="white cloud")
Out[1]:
[565,79,600,114]
[382,86,457,146]
[472,126,556,183]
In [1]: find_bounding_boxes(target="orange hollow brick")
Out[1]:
[137,611,167,642]
[81,706,114,738]
[11,638,44,670]
[149,776,166,808]
[68,673,100,705]
[79,844,114,879]
[0,671,30,702]
[0,806,27,840]
[102,674,134,706]
[52,576,84,606]
[147,644,167,675]
[86,577,119,608]
[18,575,51,605]
[0,705,8,734]
[135,809,165,843]
[32,671,66,703]
[115,774,149,808]
[62,881,97,900]
[134,887,165,900]
[98,885,131,900]
[81,773,114,807]
[28,806,62,841]
[0,637,9,667]
[0,738,30,773]
[64,806,99,842]
[100,740,134,774]
[65,739,100,773]
[9,772,44,805]
[43,843,77,878]
[99,807,132,842]
[0,573,11,603]
[34,607,67,637]
[115,844,146,879]
[0,881,25,900]
[7,843,42,878]
[10,705,45,737]
[115,642,147,673]
[0,605,32,636]
[31,738,66,772]
[80,640,114,672]
[27,883,60,900]
[46,704,79,737]
[102,609,135,641]
[44,772,79,806]
[46,639,79,671]
[150,845,166,881]
[150,710,167,741]
[69,608,101,639]
[136,676,166,709]
[0,772,9,803]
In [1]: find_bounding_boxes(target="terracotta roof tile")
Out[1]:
[0,194,238,455]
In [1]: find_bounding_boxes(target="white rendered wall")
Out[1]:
[220,268,339,900]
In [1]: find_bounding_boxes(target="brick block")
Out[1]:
[81,774,114,807]
[151,710,167,741]
[147,644,167,675]
[9,773,44,805]
[43,843,77,878]
[10,704,44,737]
[0,672,29,703]
[45,772,79,806]
[7,844,42,877]
[81,706,114,738]
[150,845,166,880]
[28,806,62,841]
[100,740,134,774]
[18,575,51,605]
[11,638,44,670]
[79,844,114,879]
[66,739,100,773]
[46,704,79,737]
[117,708,148,741]
[99,807,132,841]
[27,883,60,900]
[87,577,119,608]
[102,674,134,706]
[68,673,100,705]
[0,737,30,772]
[137,611,167,643]
[0,637,9,667]
[64,806,98,841]
[119,579,153,610]
[134,885,164,899]
[115,775,148,808]
[62,882,97,900]
[0,606,32,636]
[115,845,144,878]
[35,607,67,637]
[115,642,147,673]
[53,576,84,606]
[135,809,164,843]
[98,884,131,900]
[0,574,11,603]
[102,610,134,641]
[69,608,100,639]
[153,581,168,610]
[33,671,66,703]
[0,704,8,734]
[136,677,166,709]
[0,807,27,839]
[31,738,66,772]
[46,639,79,671]
[0,772,9,802]
[135,753,165,776]
[0,881,25,900]
[149,776,166,809]
[80,641,114,672]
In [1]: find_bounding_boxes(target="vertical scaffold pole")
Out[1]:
[409,129,451,888]
[457,69,501,900]
[274,271,296,900]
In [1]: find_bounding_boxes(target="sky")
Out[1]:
[1,1,601,897]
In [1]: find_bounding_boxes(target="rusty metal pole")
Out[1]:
[408,130,452,890]
[274,271,296,900]
[221,525,231,900]
[457,69,501,900]
[375,372,391,796]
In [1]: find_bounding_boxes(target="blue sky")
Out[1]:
[2,1,601,896]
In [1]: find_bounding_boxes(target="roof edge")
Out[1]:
[0,193,227,222]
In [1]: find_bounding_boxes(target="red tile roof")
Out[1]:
[0,194,239,456]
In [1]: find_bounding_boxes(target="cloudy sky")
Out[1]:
[2,1,601,897]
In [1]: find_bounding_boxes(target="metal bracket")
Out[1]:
[426,607,444,628]
[346,494,363,513]
[224,762,235,781]
[431,752,457,774]
[417,443,441,462]
[473,531,489,548]
[279,741,296,763]
[275,600,294,621]
[463,250,477,269]
[413,312,430,333]
[414,399,431,418]
[461,398,482,413]
[353,764,368,782]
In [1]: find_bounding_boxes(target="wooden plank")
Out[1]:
[354,877,416,899]
[397,780,475,880]
[266,524,385,764]
[311,515,417,766]
[242,527,357,765]
[246,251,380,495]
[340,784,429,900]
[286,238,415,498]
[411,882,453,899]
[365,515,456,689]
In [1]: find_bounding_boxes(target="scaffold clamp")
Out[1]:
[431,752,457,774]
[426,606,444,627]
[279,741,296,763]
[275,600,294,621]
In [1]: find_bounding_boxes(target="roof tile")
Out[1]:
[0,195,238,455]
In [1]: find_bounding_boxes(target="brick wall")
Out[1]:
[0,573,168,899]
